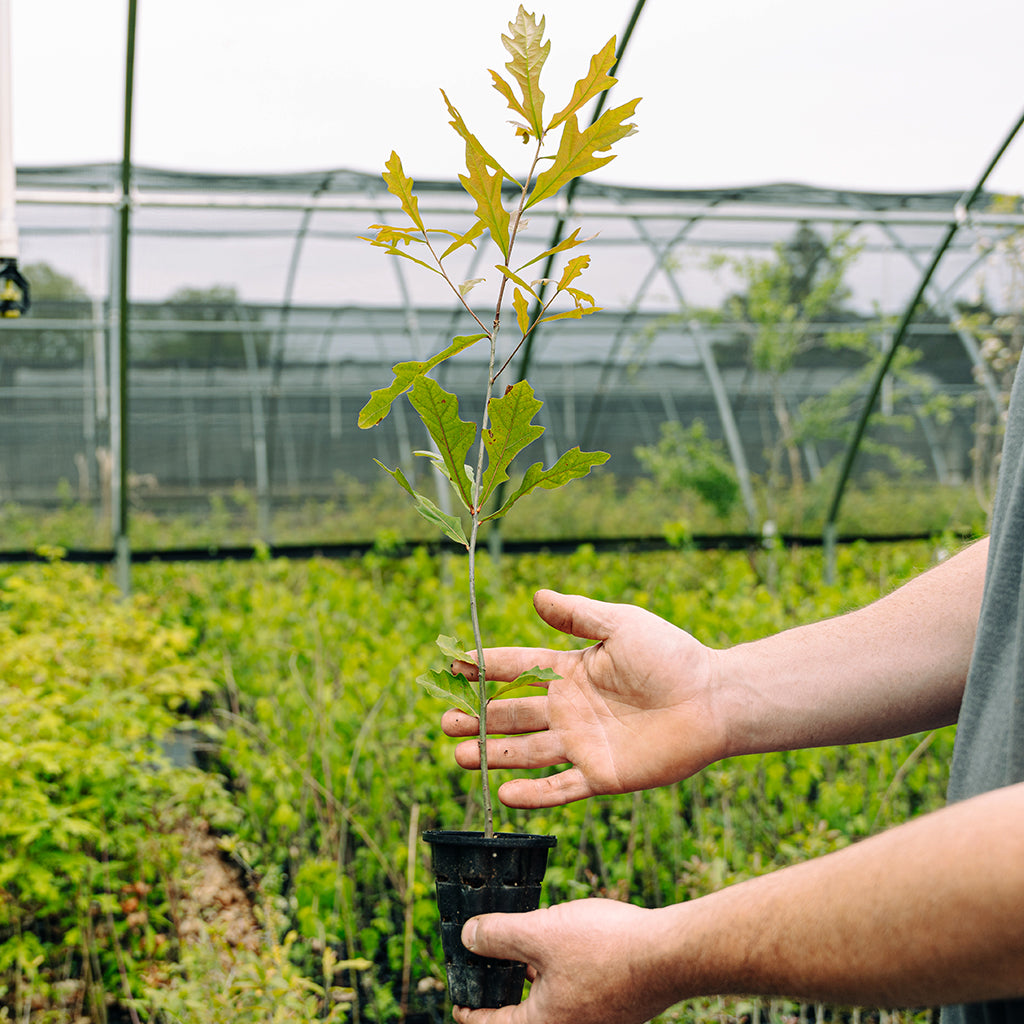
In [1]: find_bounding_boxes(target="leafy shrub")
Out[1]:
[136,537,962,1021]
[0,468,989,554]
[635,419,741,519]
[0,561,233,1019]
[0,540,968,1021]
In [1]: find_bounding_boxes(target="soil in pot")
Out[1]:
[423,829,556,1009]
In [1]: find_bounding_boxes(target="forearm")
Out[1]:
[716,537,988,757]
[650,779,1024,1008]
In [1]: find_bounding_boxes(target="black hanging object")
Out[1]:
[0,258,29,317]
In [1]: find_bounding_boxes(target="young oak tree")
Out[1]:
[358,7,639,836]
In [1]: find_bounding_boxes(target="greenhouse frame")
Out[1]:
[3,160,1024,560]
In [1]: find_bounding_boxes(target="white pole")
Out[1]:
[0,0,18,260]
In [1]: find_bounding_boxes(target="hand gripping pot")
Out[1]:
[422,830,556,1009]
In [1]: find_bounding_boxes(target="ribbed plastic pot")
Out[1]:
[423,830,556,1009]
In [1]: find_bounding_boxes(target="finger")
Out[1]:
[533,589,620,643]
[458,646,566,683]
[442,697,549,739]
[498,767,595,808]
[441,708,478,737]
[453,1004,521,1024]
[455,730,567,771]
[462,912,539,965]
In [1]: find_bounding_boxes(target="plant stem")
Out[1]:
[467,139,545,839]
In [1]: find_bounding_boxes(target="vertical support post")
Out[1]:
[0,0,28,317]
[689,320,759,531]
[240,317,271,541]
[0,0,17,262]
[113,0,137,594]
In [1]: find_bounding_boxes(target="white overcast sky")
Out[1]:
[8,0,1024,195]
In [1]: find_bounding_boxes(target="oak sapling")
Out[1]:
[358,6,639,838]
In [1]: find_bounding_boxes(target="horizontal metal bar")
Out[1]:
[14,186,1024,229]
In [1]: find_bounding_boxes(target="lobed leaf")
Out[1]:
[496,6,550,137]
[491,666,561,700]
[382,152,425,232]
[557,253,591,291]
[526,100,640,210]
[416,669,478,717]
[435,634,474,665]
[490,71,531,136]
[479,380,545,508]
[482,446,610,521]
[513,287,530,336]
[538,305,603,325]
[516,227,592,273]
[495,263,539,299]
[442,91,515,259]
[440,219,486,260]
[546,37,619,132]
[408,376,477,509]
[358,334,487,428]
[565,286,597,308]
[459,150,511,260]
[374,460,470,548]
[363,224,424,248]
[442,90,515,181]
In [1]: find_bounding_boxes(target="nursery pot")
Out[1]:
[423,829,556,1009]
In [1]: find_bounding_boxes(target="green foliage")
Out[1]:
[0,560,233,1019]
[635,419,740,520]
[0,468,989,556]
[709,225,954,528]
[145,906,364,1024]
[420,634,559,715]
[128,538,958,1020]
[0,541,969,1021]
[0,262,91,378]
[137,283,262,367]
[359,5,635,527]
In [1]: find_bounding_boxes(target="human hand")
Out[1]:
[442,589,726,807]
[452,899,678,1024]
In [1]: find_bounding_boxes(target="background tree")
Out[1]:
[0,262,90,385]
[634,419,740,521]
[716,226,861,515]
[138,284,264,368]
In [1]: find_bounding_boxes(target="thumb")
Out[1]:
[533,589,620,644]
[462,910,541,965]
[532,589,618,643]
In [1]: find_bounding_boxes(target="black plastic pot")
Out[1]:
[422,830,556,1009]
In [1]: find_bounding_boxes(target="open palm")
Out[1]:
[441,589,727,808]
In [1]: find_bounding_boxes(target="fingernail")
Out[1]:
[462,918,478,951]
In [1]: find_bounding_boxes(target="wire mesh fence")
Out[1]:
[2,165,1022,554]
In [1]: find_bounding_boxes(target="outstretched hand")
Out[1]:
[441,589,726,808]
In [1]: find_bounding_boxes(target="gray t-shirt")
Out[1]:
[943,359,1024,1023]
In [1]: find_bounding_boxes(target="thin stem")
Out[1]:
[494,289,562,382]
[467,139,546,838]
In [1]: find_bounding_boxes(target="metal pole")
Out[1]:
[113,0,137,593]
[0,0,28,316]
[822,105,1024,582]
[0,0,16,260]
